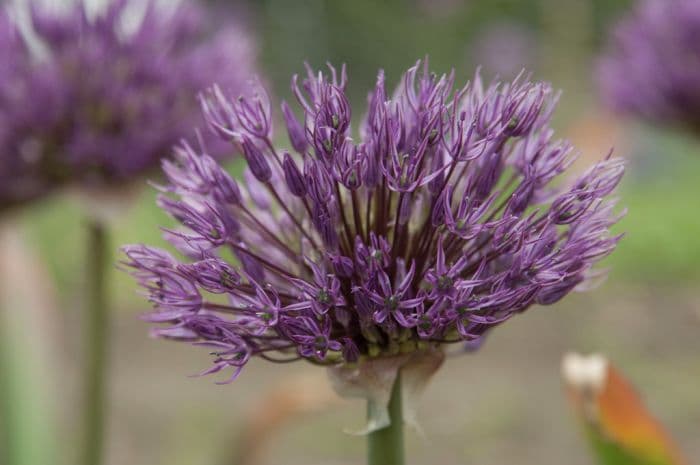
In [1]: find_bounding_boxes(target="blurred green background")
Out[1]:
[2,0,700,465]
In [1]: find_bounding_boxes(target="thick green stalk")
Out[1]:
[82,220,110,465]
[367,371,405,465]
[0,223,54,465]
[0,303,51,465]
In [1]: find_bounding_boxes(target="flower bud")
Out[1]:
[282,151,307,197]
[240,136,271,183]
[282,100,308,154]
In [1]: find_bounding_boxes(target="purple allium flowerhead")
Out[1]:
[0,0,255,213]
[123,60,624,383]
[599,0,700,133]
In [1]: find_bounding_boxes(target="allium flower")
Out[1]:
[0,0,255,212]
[599,0,700,132]
[123,61,624,383]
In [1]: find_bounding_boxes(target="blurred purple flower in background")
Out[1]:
[599,0,700,133]
[0,0,255,213]
[123,60,624,383]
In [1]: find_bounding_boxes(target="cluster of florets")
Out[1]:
[123,60,623,382]
[0,0,254,212]
[599,0,700,132]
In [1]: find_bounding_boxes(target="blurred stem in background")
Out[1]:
[0,305,52,465]
[367,371,404,465]
[0,222,56,465]
[82,220,110,465]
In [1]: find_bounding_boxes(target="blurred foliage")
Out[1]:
[565,355,688,465]
[250,0,631,102]
[587,427,673,465]
[609,130,700,284]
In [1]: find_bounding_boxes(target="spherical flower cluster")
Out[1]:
[0,0,255,212]
[599,0,700,132]
[123,61,624,383]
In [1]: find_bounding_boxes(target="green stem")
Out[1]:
[0,302,51,465]
[82,220,110,465]
[0,223,54,465]
[367,371,405,465]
